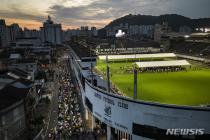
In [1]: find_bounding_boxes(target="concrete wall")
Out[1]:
[0,101,26,140]
[85,81,210,139]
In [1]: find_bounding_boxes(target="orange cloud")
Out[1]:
[62,25,79,30]
[62,19,112,30]
[2,17,42,29]
[68,18,112,29]
[1,17,111,30]
[86,19,112,28]
[2,17,73,30]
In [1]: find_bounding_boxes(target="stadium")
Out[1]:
[96,53,210,106]
[68,39,210,140]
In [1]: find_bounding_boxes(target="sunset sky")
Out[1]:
[0,0,210,30]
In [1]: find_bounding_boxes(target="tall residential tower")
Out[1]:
[40,16,62,45]
[0,19,10,48]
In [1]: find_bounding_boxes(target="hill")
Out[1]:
[104,14,210,32]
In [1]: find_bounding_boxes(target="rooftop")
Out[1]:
[98,53,176,60]
[0,85,29,110]
[70,42,96,59]
[10,53,22,59]
[8,68,31,80]
[135,60,190,68]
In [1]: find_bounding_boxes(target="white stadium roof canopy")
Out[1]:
[98,53,176,60]
[135,60,190,68]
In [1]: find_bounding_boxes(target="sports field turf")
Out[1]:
[96,60,210,106]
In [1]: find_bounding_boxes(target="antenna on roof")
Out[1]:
[48,15,51,21]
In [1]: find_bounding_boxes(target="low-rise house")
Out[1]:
[0,85,33,140]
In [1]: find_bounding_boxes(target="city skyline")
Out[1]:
[0,0,210,30]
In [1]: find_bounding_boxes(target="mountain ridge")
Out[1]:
[103,14,210,32]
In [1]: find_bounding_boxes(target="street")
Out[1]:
[43,53,95,140]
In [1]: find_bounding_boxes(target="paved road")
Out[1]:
[44,64,60,140]
[42,52,101,140]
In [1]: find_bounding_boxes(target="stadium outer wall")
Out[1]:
[85,80,210,140]
[68,50,210,140]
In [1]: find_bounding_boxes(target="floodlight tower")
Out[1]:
[106,55,110,93]
[133,64,138,99]
[105,56,112,140]
[119,37,126,48]
[115,29,126,48]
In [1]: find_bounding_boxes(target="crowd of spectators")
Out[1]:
[48,65,83,139]
[169,41,210,58]
[138,66,187,73]
[119,66,187,73]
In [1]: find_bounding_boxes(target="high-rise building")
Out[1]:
[154,22,171,43]
[129,25,154,38]
[40,16,62,45]
[8,23,22,42]
[23,28,40,38]
[91,27,98,37]
[179,26,192,33]
[81,26,89,31]
[0,19,10,47]
[80,26,91,37]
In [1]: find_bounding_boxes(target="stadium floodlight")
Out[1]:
[132,63,138,99]
[205,28,210,33]
[184,35,190,38]
[115,29,125,38]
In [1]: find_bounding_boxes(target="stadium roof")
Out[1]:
[98,53,176,60]
[136,60,190,68]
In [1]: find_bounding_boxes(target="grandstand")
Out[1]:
[169,41,210,58]
[95,38,161,55]
[135,60,190,68]
[135,60,190,72]
[98,53,176,60]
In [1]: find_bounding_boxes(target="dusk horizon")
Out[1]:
[1,0,210,30]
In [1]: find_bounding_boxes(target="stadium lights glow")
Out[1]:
[184,35,190,38]
[115,30,125,38]
[196,28,210,33]
[205,28,210,33]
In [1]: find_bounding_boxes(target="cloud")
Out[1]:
[0,10,45,22]
[47,0,125,28]
[1,0,210,29]
[0,4,46,22]
[47,0,173,28]
[48,0,210,29]
[2,17,42,29]
[56,0,100,8]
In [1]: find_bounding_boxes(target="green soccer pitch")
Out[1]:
[96,60,210,106]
